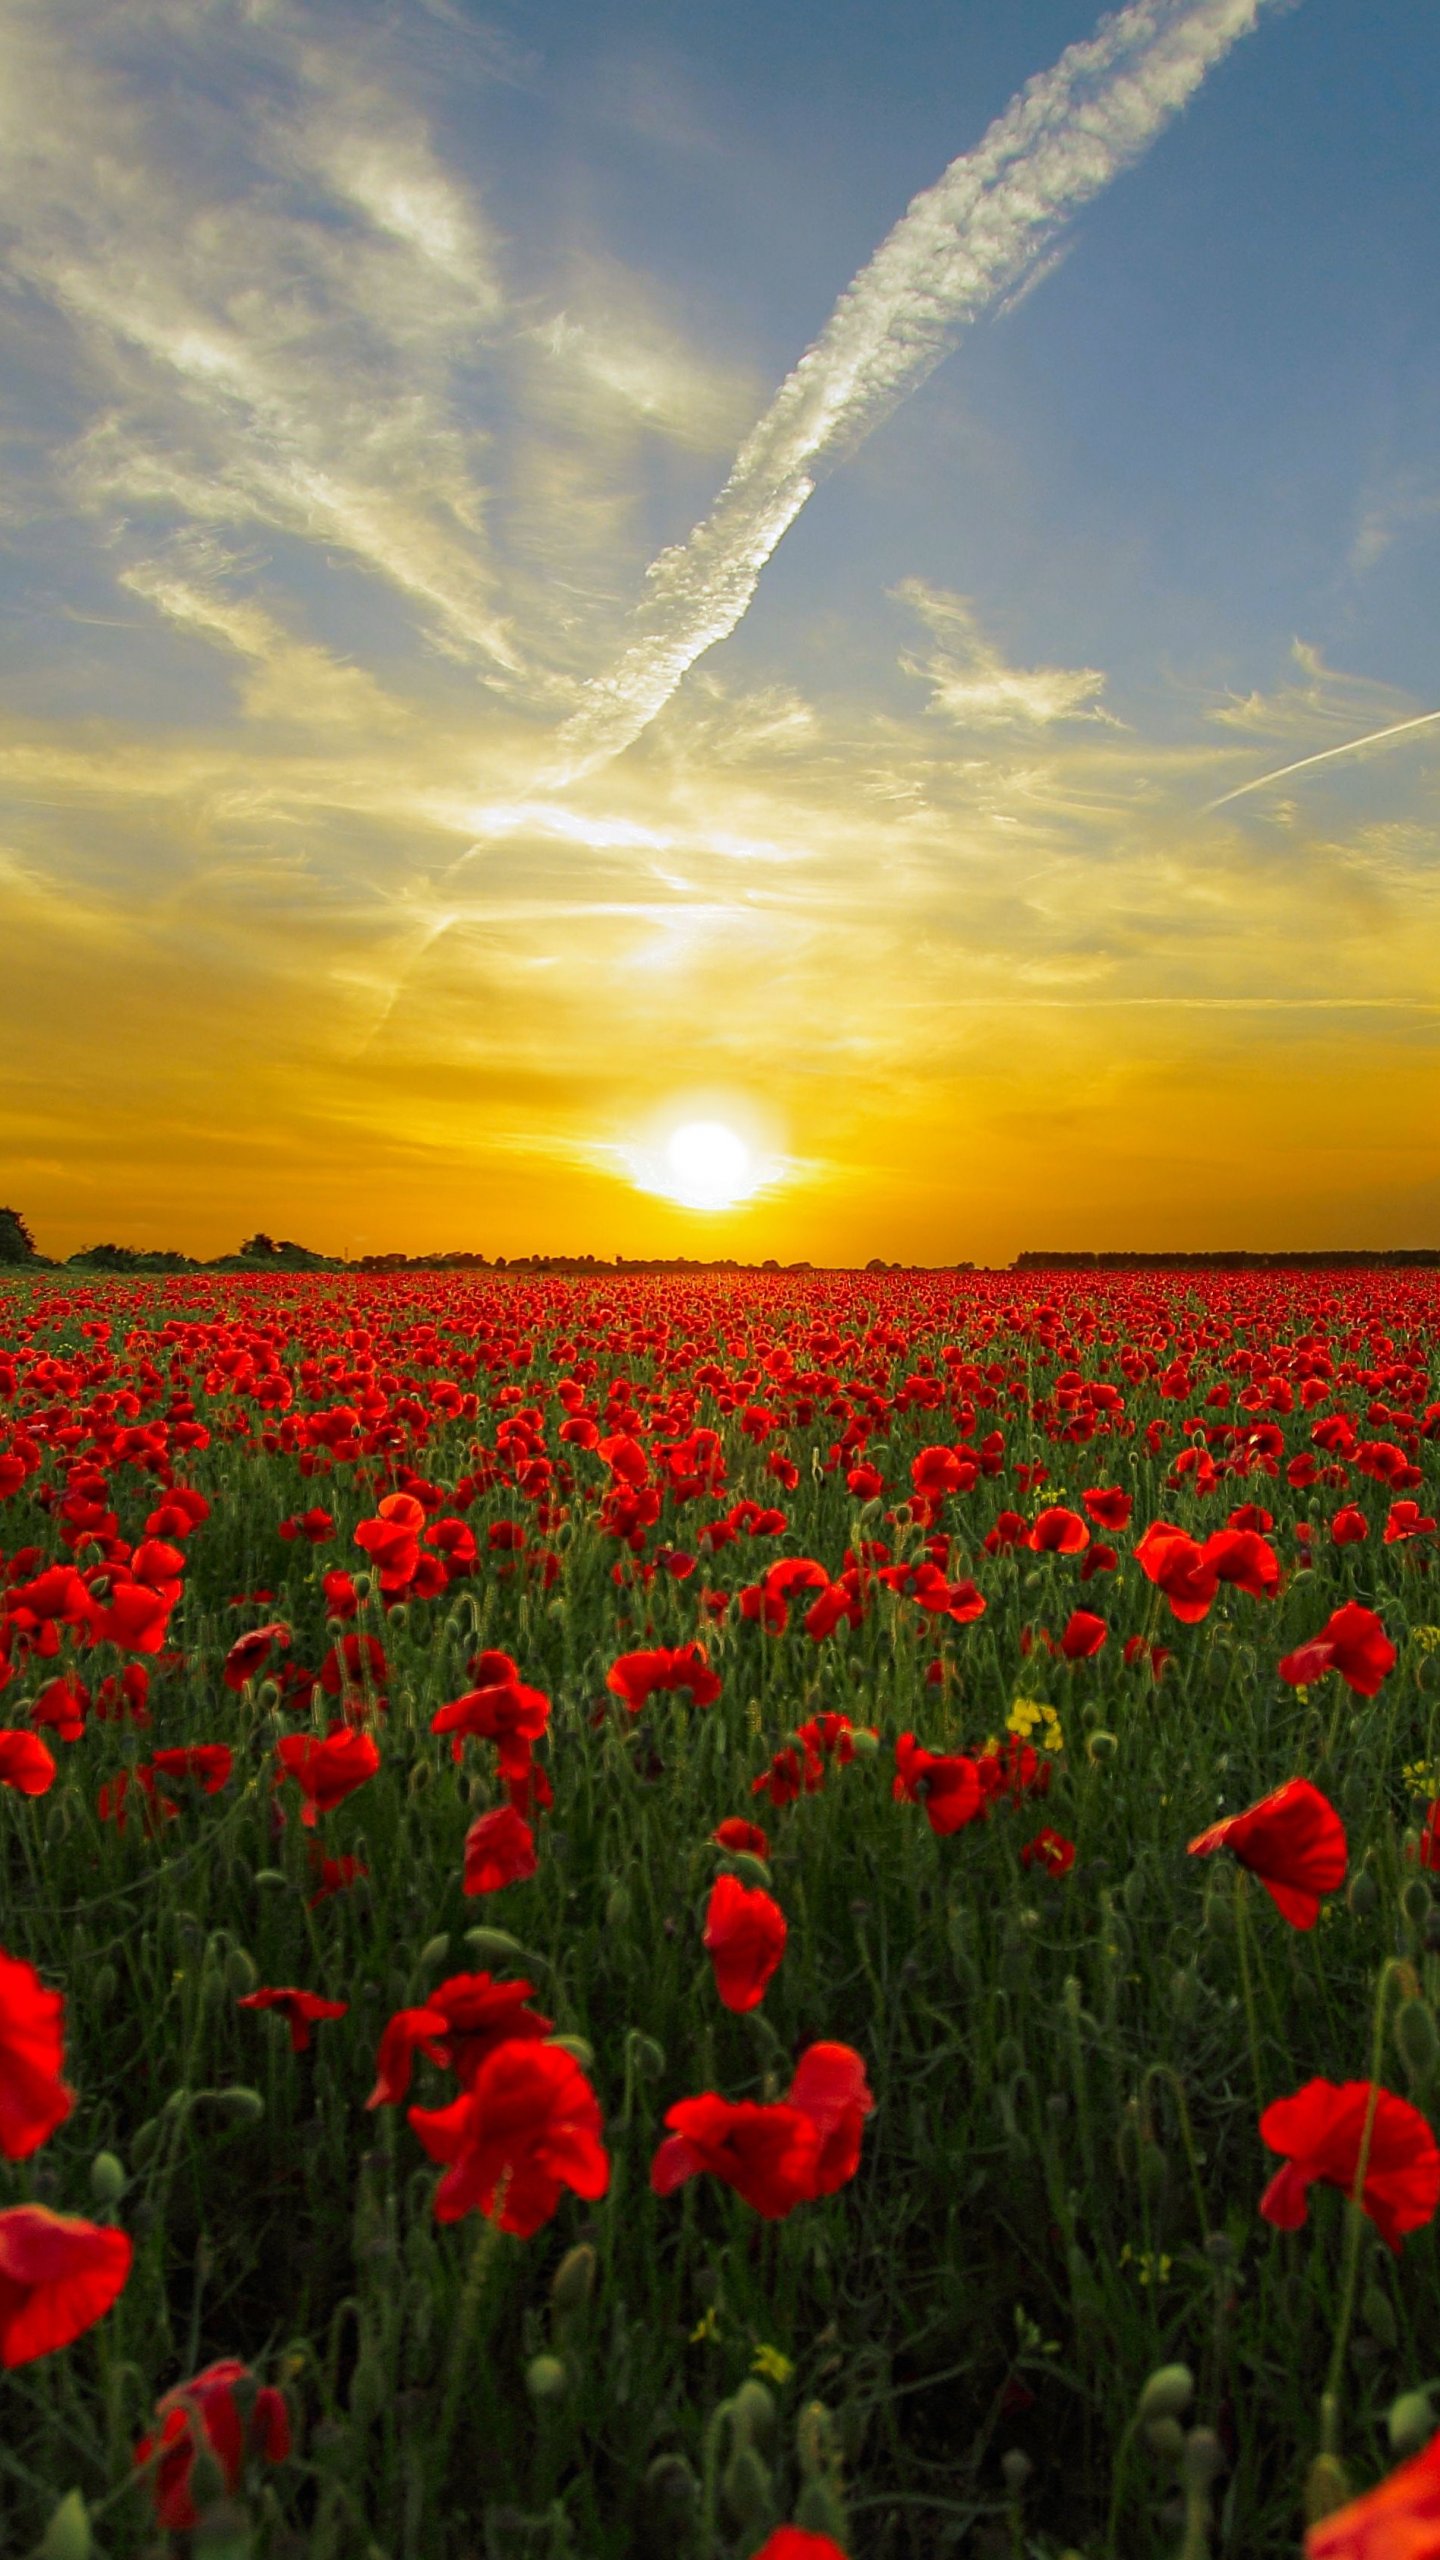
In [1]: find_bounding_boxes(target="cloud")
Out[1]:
[1206,639,1416,742]
[555,0,1290,774]
[1350,470,1440,574]
[119,544,406,730]
[894,580,1114,729]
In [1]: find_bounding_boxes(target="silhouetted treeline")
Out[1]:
[1012,1249,1440,1270]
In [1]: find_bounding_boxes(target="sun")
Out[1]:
[662,1120,754,1211]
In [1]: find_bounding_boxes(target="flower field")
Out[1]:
[3,1265,1440,2559]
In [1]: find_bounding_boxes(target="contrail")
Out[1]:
[1205,707,1440,810]
[555,0,1291,777]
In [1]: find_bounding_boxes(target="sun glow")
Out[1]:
[662,1120,754,1211]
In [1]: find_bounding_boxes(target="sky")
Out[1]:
[1,0,1438,1266]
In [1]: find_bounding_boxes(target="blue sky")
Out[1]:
[1,0,1437,1259]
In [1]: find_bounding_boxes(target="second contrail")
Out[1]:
[1205,707,1440,810]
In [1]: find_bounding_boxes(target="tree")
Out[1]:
[0,1207,39,1265]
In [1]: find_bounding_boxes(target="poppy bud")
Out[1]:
[719,1851,773,1889]
[210,2085,265,2122]
[1347,1869,1380,1919]
[1303,2452,1351,2525]
[625,2029,665,2080]
[225,1947,258,1997]
[1362,2281,1398,2349]
[796,2400,838,2476]
[1403,1877,1433,1930]
[1137,2364,1194,2424]
[463,1926,528,1962]
[46,1800,69,1842]
[190,2497,252,2558]
[794,2478,849,2539]
[996,2035,1025,2078]
[1138,2143,1169,2201]
[1086,1730,1117,1764]
[1394,1999,1439,2083]
[89,2151,127,2206]
[730,2379,777,2448]
[418,1934,452,1972]
[1388,2386,1436,2457]
[407,1761,432,1798]
[1001,2448,1033,2493]
[526,2353,567,2403]
[130,2115,163,2166]
[849,1727,880,1757]
[1182,2429,1224,2490]
[720,2446,772,2529]
[605,1882,631,1928]
[39,2491,92,2560]
[1143,2416,1185,2462]
[550,2244,596,2313]
[642,2453,699,2525]
[253,1869,287,1891]
[549,2034,594,2070]
[91,1964,118,2009]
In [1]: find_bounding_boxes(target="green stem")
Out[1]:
[1233,1871,1265,2121]
[1321,1961,1401,2438]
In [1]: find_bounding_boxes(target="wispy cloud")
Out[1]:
[556,0,1290,773]
[895,580,1115,728]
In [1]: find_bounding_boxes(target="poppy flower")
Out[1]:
[1259,2080,1440,2253]
[1027,1507,1089,1555]
[910,1448,973,1500]
[0,1730,55,1796]
[1303,2426,1440,2560]
[1203,1528,1281,1600]
[0,1950,72,2159]
[135,2357,291,2533]
[462,1805,537,1896]
[650,2093,821,2219]
[1057,1609,1107,1660]
[306,1852,367,1908]
[1385,1501,1437,1545]
[223,1623,291,1692]
[236,1987,349,2052]
[714,1817,770,1859]
[151,1744,233,1797]
[753,2533,849,2560]
[367,1972,553,2108]
[1188,1779,1347,1929]
[274,1726,380,1826]
[1134,1523,1219,1624]
[28,1675,89,1743]
[893,1734,982,1835]
[1278,1605,1396,1699]
[278,1507,335,1545]
[409,2039,609,2235]
[605,1643,722,1712]
[431,1661,550,1771]
[1330,1507,1369,1547]
[1020,1827,1076,1877]
[786,2041,874,2195]
[0,2206,132,2365]
[90,1581,173,1655]
[1082,1486,1132,1531]
[704,1875,787,2013]
[319,1634,387,1699]
[353,1492,426,1592]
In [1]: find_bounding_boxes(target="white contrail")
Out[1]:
[555,0,1290,776]
[1205,707,1440,810]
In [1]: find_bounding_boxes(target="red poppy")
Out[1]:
[1188,1779,1347,1929]
[1259,2080,1440,2253]
[1303,2427,1440,2560]
[753,2533,849,2560]
[278,1507,334,1545]
[0,1950,72,2159]
[1329,1506,1369,1547]
[713,1817,770,1859]
[1134,1523,1219,1624]
[1385,1501,1437,1544]
[462,1805,537,1896]
[135,2357,291,2532]
[29,1675,89,1743]
[787,2041,874,2195]
[893,1733,982,1835]
[703,1875,787,2013]
[0,2206,132,2365]
[409,2039,609,2235]
[354,1491,427,1592]
[910,1447,972,1499]
[90,1581,173,1654]
[1278,1604,1396,1699]
[306,1852,367,1908]
[236,1987,348,2052]
[650,2093,821,2219]
[1027,1507,1089,1555]
[318,1634,387,1698]
[274,1726,380,1826]
[367,1972,554,2108]
[1203,1527,1281,1600]
[0,1730,55,1796]
[151,1744,233,1797]
[605,1643,722,1712]
[1020,1827,1076,1876]
[223,1622,291,1692]
[432,1660,550,1770]
[1058,1609,1107,1660]
[1082,1486,1132,1531]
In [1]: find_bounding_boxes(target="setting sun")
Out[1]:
[662,1120,754,1212]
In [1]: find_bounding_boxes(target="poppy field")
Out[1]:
[4,1265,1440,2560]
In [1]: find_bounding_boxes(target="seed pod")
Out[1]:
[418,1934,451,1972]
[1403,1877,1433,1930]
[720,2445,772,2530]
[1395,2000,1439,2083]
[1388,2388,1436,2458]
[729,2378,777,2448]
[1086,1730,1117,1764]
[1001,2448,1033,2493]
[1144,2416,1186,2462]
[464,1926,528,1963]
[1348,1870,1380,1920]
[89,2152,127,2207]
[1136,2364,1194,2424]
[525,2354,567,2403]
